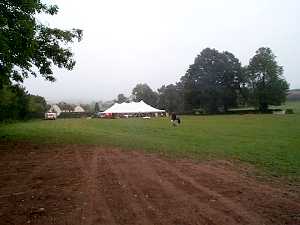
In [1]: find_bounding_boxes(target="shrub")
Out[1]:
[285,109,294,114]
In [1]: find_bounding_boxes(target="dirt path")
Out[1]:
[0,142,299,225]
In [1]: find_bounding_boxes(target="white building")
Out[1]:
[49,104,62,116]
[74,105,85,112]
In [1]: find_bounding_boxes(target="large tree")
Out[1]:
[180,48,243,113]
[0,0,82,87]
[157,83,184,113]
[0,84,29,120]
[247,47,289,112]
[27,94,47,114]
[132,83,158,107]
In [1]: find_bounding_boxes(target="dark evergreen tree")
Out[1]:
[94,102,100,112]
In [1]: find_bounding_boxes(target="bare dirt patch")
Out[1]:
[0,141,299,225]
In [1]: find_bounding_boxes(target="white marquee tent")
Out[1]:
[103,101,165,114]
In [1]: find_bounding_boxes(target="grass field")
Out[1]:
[273,100,300,114]
[1,111,299,182]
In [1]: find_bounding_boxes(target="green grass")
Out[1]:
[280,101,300,114]
[1,113,299,182]
[230,100,300,114]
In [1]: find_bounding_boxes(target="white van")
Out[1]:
[45,112,57,120]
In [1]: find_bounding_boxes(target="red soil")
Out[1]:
[0,142,299,225]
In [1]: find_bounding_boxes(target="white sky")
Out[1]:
[24,0,300,103]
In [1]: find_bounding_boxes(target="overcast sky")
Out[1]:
[24,0,300,103]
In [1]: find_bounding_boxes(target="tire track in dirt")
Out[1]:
[107,150,221,225]
[75,149,117,225]
[173,160,300,224]
[122,151,247,225]
[104,150,175,225]
[97,150,155,225]
[150,156,267,225]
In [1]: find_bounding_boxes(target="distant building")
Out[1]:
[61,109,73,112]
[48,105,62,116]
[74,105,85,112]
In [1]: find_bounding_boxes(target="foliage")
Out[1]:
[27,94,47,114]
[180,48,243,113]
[0,84,47,121]
[280,101,300,114]
[132,83,158,107]
[247,47,289,112]
[1,115,299,181]
[285,109,294,114]
[157,83,184,113]
[94,102,100,112]
[116,93,129,103]
[0,0,82,87]
[46,104,51,111]
[57,102,74,112]
[100,100,115,111]
[0,84,29,121]
[80,104,93,112]
[154,47,289,114]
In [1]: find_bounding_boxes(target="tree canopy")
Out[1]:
[247,47,289,111]
[132,83,158,107]
[0,84,47,121]
[157,83,184,113]
[116,93,129,103]
[0,0,82,87]
[28,94,47,114]
[129,46,289,115]
[180,48,243,113]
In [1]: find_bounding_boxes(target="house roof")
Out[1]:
[74,105,85,112]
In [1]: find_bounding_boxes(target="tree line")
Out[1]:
[115,47,289,114]
[0,84,48,121]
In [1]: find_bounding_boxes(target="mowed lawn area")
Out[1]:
[274,100,300,114]
[1,111,299,182]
